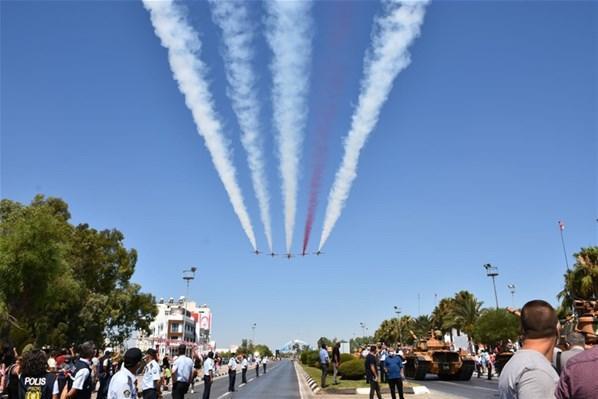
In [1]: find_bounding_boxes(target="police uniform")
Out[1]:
[201,357,214,399]
[141,359,161,399]
[18,373,56,399]
[71,359,93,399]
[227,357,237,392]
[107,366,137,399]
[241,358,248,384]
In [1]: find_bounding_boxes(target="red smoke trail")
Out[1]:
[302,6,353,254]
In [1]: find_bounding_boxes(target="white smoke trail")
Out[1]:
[143,0,257,250]
[209,0,273,252]
[265,0,313,253]
[319,0,429,250]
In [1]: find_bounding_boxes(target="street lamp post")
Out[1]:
[360,322,366,338]
[507,284,516,308]
[251,323,256,344]
[483,264,500,309]
[394,306,402,345]
[182,267,197,346]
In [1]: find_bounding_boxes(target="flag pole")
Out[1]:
[558,221,570,272]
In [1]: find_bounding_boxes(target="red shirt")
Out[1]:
[555,346,598,399]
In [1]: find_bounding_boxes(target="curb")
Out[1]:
[296,363,321,394]
[355,384,430,395]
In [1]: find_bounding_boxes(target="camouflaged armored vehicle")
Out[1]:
[404,330,476,380]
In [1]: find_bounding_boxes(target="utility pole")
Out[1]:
[394,306,402,345]
[417,293,421,316]
[558,221,570,272]
[182,267,197,347]
[507,284,516,308]
[483,264,499,309]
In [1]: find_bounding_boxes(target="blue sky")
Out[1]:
[1,1,596,349]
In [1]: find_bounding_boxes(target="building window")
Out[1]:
[171,323,180,333]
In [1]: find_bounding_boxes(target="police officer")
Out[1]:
[66,342,95,399]
[201,352,215,399]
[227,354,237,392]
[171,345,193,399]
[18,349,56,399]
[107,348,142,399]
[240,355,248,384]
[141,349,161,399]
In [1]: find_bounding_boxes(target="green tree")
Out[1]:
[451,291,483,337]
[317,336,332,348]
[412,315,432,338]
[0,195,157,349]
[473,309,519,346]
[374,315,415,345]
[237,339,255,355]
[349,336,373,352]
[254,344,273,357]
[431,297,457,335]
[558,247,598,311]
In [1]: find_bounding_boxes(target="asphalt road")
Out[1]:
[183,360,300,399]
[420,374,499,399]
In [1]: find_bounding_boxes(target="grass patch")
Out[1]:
[300,364,420,391]
[301,365,369,389]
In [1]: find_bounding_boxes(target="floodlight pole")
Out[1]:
[182,267,197,346]
[394,306,402,345]
[483,264,500,309]
[507,284,516,308]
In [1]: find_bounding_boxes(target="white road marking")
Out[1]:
[248,378,255,382]
[216,393,231,399]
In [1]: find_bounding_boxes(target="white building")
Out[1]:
[126,297,214,358]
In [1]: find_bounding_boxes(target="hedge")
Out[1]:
[338,359,365,380]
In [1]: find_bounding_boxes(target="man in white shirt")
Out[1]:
[240,355,248,384]
[261,356,268,374]
[227,354,238,392]
[201,352,215,399]
[254,356,260,378]
[141,349,161,399]
[67,342,95,399]
[107,348,142,399]
[171,345,193,399]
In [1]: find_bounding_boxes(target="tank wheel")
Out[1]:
[413,358,430,380]
[456,360,476,381]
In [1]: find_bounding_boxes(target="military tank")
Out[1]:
[404,330,476,381]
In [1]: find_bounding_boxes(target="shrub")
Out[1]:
[340,353,355,363]
[300,351,308,364]
[338,359,365,380]
[301,350,321,367]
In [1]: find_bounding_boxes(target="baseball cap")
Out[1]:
[124,348,143,368]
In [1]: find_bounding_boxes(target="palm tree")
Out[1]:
[432,297,457,335]
[412,314,432,339]
[558,247,598,311]
[451,290,483,337]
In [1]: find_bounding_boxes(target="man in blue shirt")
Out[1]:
[384,348,405,399]
[319,344,330,388]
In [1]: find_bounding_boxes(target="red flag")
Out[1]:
[558,220,565,231]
